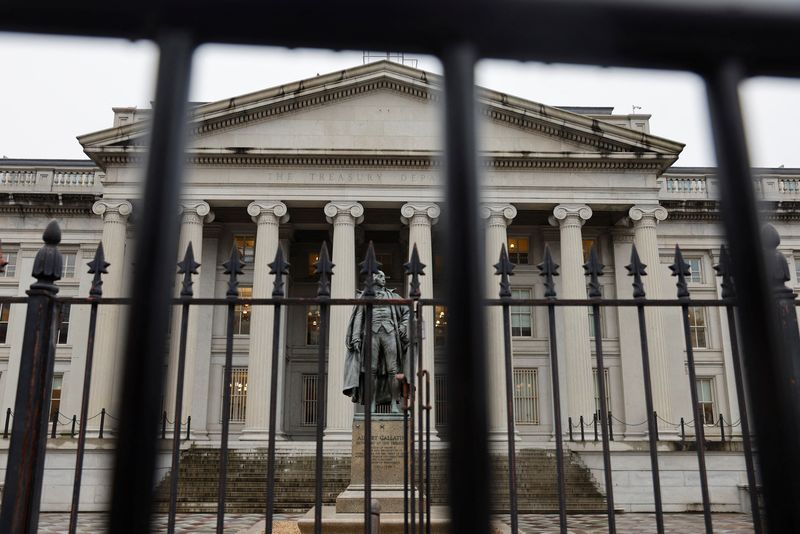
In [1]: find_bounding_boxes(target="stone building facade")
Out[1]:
[0,60,798,511]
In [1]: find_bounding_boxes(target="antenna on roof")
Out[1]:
[362,51,418,68]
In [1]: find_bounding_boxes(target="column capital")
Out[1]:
[401,203,440,226]
[92,199,132,220]
[549,204,592,227]
[629,204,668,226]
[247,200,289,224]
[324,202,364,225]
[179,200,215,224]
[480,203,517,226]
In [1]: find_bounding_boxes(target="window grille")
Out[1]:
[435,374,448,427]
[513,368,539,425]
[593,367,611,417]
[302,374,322,425]
[223,367,248,423]
[687,306,708,348]
[696,377,716,425]
[510,288,532,337]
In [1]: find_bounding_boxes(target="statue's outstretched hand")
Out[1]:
[351,339,362,352]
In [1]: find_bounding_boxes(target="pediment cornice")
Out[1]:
[80,61,683,169]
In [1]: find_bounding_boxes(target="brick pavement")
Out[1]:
[37,513,300,534]
[498,513,755,534]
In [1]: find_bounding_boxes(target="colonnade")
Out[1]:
[87,199,674,442]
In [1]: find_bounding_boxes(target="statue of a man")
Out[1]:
[343,270,411,413]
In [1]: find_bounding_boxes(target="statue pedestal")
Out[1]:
[336,413,420,513]
[298,413,448,534]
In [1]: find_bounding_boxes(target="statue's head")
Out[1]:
[374,270,387,288]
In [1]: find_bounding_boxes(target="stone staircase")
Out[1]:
[154,446,605,513]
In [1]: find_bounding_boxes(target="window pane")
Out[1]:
[508,237,529,264]
[688,258,703,283]
[308,251,320,276]
[307,305,321,345]
[233,287,252,335]
[0,303,9,344]
[234,235,256,265]
[50,374,63,419]
[62,253,77,278]
[511,289,532,337]
[1,252,17,278]
[434,306,447,347]
[513,368,539,424]
[57,304,70,344]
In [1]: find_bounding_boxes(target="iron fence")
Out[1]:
[0,223,789,533]
[1,1,799,532]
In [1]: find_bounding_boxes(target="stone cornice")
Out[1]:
[87,149,670,172]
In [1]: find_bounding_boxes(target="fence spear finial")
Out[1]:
[177,242,200,298]
[403,243,425,300]
[669,244,691,299]
[626,244,647,299]
[360,241,381,297]
[583,243,604,298]
[87,242,110,299]
[713,244,736,299]
[494,243,515,299]
[268,245,290,298]
[223,245,244,299]
[315,241,335,298]
[538,244,559,298]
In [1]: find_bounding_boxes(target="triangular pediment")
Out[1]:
[79,61,683,169]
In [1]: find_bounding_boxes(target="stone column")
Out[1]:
[88,199,132,429]
[401,203,440,425]
[323,202,364,444]
[550,204,595,422]
[482,203,517,441]
[241,201,289,440]
[629,204,673,423]
[165,201,214,426]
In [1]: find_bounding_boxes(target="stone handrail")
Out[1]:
[0,167,103,194]
[662,173,800,201]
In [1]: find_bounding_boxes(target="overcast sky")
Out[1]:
[1,32,798,168]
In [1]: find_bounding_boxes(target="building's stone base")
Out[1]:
[297,505,449,534]
[335,485,423,513]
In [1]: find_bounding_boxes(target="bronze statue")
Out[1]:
[343,270,410,413]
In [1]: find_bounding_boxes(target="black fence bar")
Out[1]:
[0,222,62,534]
[593,414,598,442]
[705,60,800,533]
[628,245,664,534]
[580,416,584,443]
[167,242,198,534]
[3,408,10,439]
[98,409,105,440]
[70,416,76,439]
[416,302,424,533]
[402,378,410,534]
[313,242,333,534]
[107,32,194,534]
[540,245,568,534]
[68,245,104,534]
[266,246,289,534]
[50,412,58,439]
[424,370,431,534]
[162,411,167,440]
[717,245,763,534]
[673,246,713,534]
[216,245,240,534]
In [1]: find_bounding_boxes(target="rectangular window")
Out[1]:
[50,373,63,420]
[62,253,77,278]
[57,304,70,344]
[513,368,539,424]
[435,374,448,427]
[593,368,611,417]
[687,306,708,348]
[507,237,529,265]
[0,302,9,343]
[302,374,325,425]
[582,238,597,263]
[687,257,703,284]
[511,288,533,337]
[233,286,252,335]
[434,305,448,347]
[306,305,321,345]
[1,251,17,278]
[234,235,256,265]
[696,378,716,425]
[222,367,248,423]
